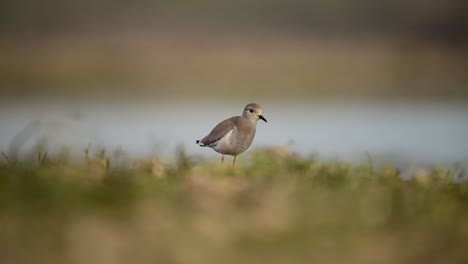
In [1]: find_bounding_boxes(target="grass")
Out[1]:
[1,33,468,100]
[0,149,468,264]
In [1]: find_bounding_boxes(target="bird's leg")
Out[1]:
[221,155,225,165]
[232,155,237,166]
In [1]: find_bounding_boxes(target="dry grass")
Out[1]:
[1,33,467,100]
[0,149,467,264]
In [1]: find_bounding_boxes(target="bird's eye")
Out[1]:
[249,109,254,113]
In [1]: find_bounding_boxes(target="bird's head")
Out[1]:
[243,103,267,122]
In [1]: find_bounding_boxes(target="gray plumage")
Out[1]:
[196,103,267,165]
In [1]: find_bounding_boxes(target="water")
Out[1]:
[1,99,467,165]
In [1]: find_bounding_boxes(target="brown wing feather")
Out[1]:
[200,116,238,146]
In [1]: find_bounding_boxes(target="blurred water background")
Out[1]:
[2,2,468,263]
[1,0,467,164]
[1,99,468,166]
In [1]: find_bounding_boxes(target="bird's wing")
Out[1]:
[200,116,238,146]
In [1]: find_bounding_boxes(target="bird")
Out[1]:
[196,103,267,165]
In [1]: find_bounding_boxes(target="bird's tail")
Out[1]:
[196,140,205,146]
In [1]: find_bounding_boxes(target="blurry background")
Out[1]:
[1,0,468,163]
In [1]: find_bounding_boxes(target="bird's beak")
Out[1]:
[258,115,267,122]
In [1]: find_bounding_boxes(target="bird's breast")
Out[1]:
[211,129,235,154]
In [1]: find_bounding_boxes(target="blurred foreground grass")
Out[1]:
[1,150,468,264]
